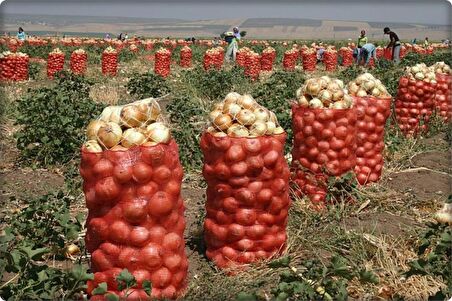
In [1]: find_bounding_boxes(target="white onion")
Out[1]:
[327,82,340,91]
[318,90,332,102]
[343,94,354,107]
[121,128,146,148]
[331,100,348,109]
[238,94,256,109]
[348,82,359,94]
[309,98,324,108]
[332,89,344,101]
[146,123,171,144]
[236,109,256,125]
[227,124,249,137]
[213,114,233,130]
[224,92,241,104]
[414,72,425,80]
[356,89,368,97]
[121,105,147,128]
[298,95,309,107]
[266,121,276,134]
[371,87,381,97]
[253,107,270,121]
[224,103,242,116]
[305,79,322,95]
[97,122,122,148]
[273,127,285,134]
[86,120,106,140]
[363,80,376,91]
[84,140,103,152]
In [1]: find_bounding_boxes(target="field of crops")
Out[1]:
[0,37,451,301]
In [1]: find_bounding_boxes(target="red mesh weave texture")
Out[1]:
[47,52,65,79]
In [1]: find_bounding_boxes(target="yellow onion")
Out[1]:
[343,94,354,107]
[236,109,256,125]
[65,244,80,257]
[99,106,113,122]
[111,144,128,151]
[298,95,309,107]
[363,80,376,91]
[209,109,222,122]
[327,82,340,91]
[309,98,324,108]
[371,87,381,97]
[224,92,241,104]
[213,131,228,137]
[213,103,224,111]
[84,140,103,152]
[305,79,322,95]
[228,124,249,137]
[146,122,171,144]
[269,111,277,123]
[249,121,267,136]
[207,126,216,133]
[86,120,106,140]
[97,122,122,148]
[273,127,285,134]
[332,89,344,101]
[253,107,270,121]
[223,103,242,116]
[331,100,348,109]
[121,105,147,128]
[348,82,359,95]
[121,128,146,148]
[266,121,276,134]
[356,89,368,97]
[334,79,345,89]
[213,114,233,131]
[238,94,256,109]
[318,90,332,103]
[142,141,158,147]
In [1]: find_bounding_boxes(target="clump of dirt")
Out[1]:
[411,151,451,174]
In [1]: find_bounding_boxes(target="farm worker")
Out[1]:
[384,27,401,64]
[358,43,377,66]
[424,37,429,47]
[17,27,25,41]
[105,33,111,40]
[357,30,368,48]
[317,46,325,62]
[224,27,241,62]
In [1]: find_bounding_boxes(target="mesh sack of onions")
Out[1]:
[7,39,20,52]
[432,62,452,122]
[244,51,261,81]
[376,47,384,59]
[291,76,356,206]
[201,92,290,270]
[70,49,87,75]
[213,47,224,69]
[47,48,65,79]
[301,48,316,71]
[81,98,188,300]
[323,47,337,71]
[129,44,139,53]
[144,40,154,51]
[400,46,408,59]
[383,48,392,60]
[347,73,391,185]
[102,47,118,76]
[236,47,250,67]
[154,48,171,78]
[179,46,192,68]
[282,48,298,71]
[203,48,216,71]
[394,64,437,136]
[339,47,353,67]
[260,47,275,71]
[0,51,29,81]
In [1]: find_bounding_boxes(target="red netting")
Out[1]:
[435,73,452,122]
[200,132,290,270]
[154,51,171,77]
[323,51,337,71]
[260,51,275,71]
[179,48,192,68]
[81,139,188,300]
[353,96,391,185]
[301,52,316,71]
[283,51,297,71]
[70,51,87,75]
[102,52,118,76]
[339,48,353,67]
[244,53,261,80]
[47,52,65,79]
[0,53,29,81]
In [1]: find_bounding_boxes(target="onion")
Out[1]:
[99,106,113,122]
[209,109,222,122]
[327,82,340,91]
[109,106,123,124]
[363,80,376,91]
[236,109,256,125]
[296,87,303,99]
[146,123,171,144]
[298,95,309,107]
[414,72,424,80]
[309,98,323,108]
[348,82,359,94]
[224,92,241,104]
[253,107,270,121]
[332,89,344,101]
[266,121,276,134]
[356,89,368,97]
[273,127,285,134]
[238,94,256,109]
[269,111,277,123]
[84,140,103,152]
[331,100,348,109]
[334,79,344,89]
[213,131,228,137]
[305,79,321,95]
[228,124,249,137]
[121,105,147,128]
[207,126,216,133]
[435,203,452,224]
[122,128,146,148]
[214,103,224,111]
[318,90,332,103]
[148,101,161,121]
[111,145,128,151]
[371,87,381,97]
[86,120,106,140]
[65,244,80,256]
[249,121,267,136]
[223,103,242,116]
[142,141,158,147]
[213,114,233,131]
[97,122,122,148]
[343,94,354,107]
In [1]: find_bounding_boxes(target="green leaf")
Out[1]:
[70,264,94,282]
[359,269,379,284]
[19,245,50,260]
[329,256,352,279]
[269,256,291,268]
[143,280,152,296]
[106,293,120,301]
[236,291,257,301]
[116,268,136,290]
[92,282,108,295]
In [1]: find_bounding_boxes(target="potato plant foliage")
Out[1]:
[15,72,103,165]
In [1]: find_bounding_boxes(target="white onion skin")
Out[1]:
[121,105,147,128]
[86,120,106,141]
[121,128,146,148]
[253,108,270,121]
[146,123,171,144]
[236,109,256,126]
[249,121,267,136]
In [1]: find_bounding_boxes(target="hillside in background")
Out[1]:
[2,14,450,40]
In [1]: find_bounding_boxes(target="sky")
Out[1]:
[1,0,451,25]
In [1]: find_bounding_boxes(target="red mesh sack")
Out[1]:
[301,51,316,71]
[283,49,297,71]
[145,41,154,51]
[244,52,260,80]
[179,46,192,68]
[203,52,215,71]
[81,140,188,300]
[435,73,452,122]
[0,52,29,81]
[236,50,247,67]
[200,132,290,270]
[13,54,29,81]
[376,48,384,59]
[394,76,436,136]
[291,105,357,205]
[353,96,391,185]
[47,51,65,79]
[102,51,118,76]
[400,46,407,59]
[7,39,20,52]
[70,50,87,75]
[154,49,171,78]
[339,48,353,67]
[323,50,337,71]
[260,48,275,71]
[383,48,392,60]
[214,48,224,69]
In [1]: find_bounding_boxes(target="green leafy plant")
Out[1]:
[126,72,171,99]
[405,221,451,300]
[28,61,42,80]
[15,72,103,166]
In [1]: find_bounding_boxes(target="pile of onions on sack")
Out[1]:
[404,63,437,83]
[101,46,118,76]
[244,51,260,80]
[339,46,353,67]
[347,73,391,98]
[431,61,451,121]
[432,61,451,75]
[206,92,284,138]
[0,51,29,81]
[203,47,223,71]
[83,99,171,152]
[295,76,353,109]
[179,45,192,68]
